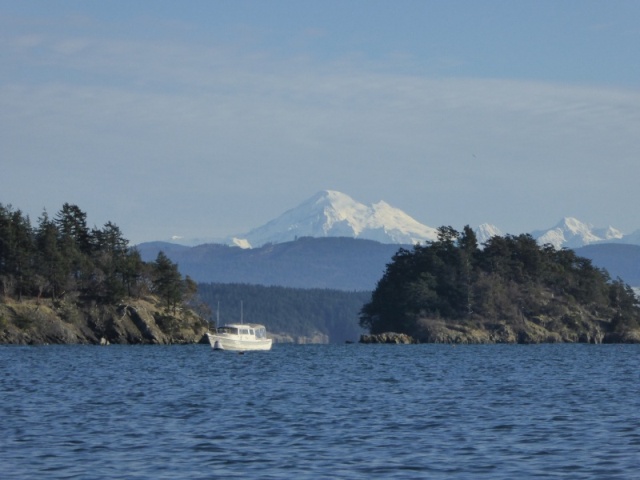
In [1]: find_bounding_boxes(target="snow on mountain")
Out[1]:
[158,190,637,250]
[531,217,624,249]
[594,226,625,242]
[475,223,503,244]
[230,190,439,248]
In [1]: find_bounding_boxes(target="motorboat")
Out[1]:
[206,323,272,351]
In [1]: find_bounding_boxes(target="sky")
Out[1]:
[2,0,640,244]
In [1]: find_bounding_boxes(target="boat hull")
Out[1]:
[206,332,272,351]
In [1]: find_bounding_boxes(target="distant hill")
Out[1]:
[136,237,405,291]
[136,237,640,291]
[574,243,640,286]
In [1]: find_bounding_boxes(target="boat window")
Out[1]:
[218,327,239,335]
[249,329,255,335]
[255,328,266,339]
[240,329,249,335]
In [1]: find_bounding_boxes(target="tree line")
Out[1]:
[0,203,195,311]
[360,226,640,338]
[197,283,370,343]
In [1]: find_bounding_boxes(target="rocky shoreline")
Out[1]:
[360,332,417,344]
[360,320,640,345]
[0,296,209,345]
[4,296,639,345]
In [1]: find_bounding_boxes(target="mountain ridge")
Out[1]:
[137,236,405,291]
[157,190,640,250]
[531,217,625,249]
[137,236,640,291]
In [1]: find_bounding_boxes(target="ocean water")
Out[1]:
[1,344,639,479]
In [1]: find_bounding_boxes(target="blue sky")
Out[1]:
[2,1,640,244]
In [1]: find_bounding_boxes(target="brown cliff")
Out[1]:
[0,296,208,345]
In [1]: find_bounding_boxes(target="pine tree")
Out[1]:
[152,252,183,313]
[92,222,130,302]
[0,204,35,298]
[35,210,66,300]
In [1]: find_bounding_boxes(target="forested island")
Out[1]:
[360,226,640,343]
[4,202,640,345]
[0,203,208,344]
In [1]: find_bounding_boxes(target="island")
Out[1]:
[359,226,640,344]
[0,203,208,344]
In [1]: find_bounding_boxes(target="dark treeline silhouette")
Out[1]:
[0,202,193,310]
[360,226,640,341]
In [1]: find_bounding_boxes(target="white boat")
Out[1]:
[206,323,272,351]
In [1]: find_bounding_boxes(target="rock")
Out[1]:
[0,296,208,345]
[359,332,416,344]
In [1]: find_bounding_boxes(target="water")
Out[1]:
[1,344,639,479]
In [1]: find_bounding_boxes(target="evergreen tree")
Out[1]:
[55,203,92,254]
[54,204,94,292]
[152,251,183,313]
[92,222,130,302]
[35,210,67,300]
[121,248,146,297]
[458,225,479,316]
[0,204,35,298]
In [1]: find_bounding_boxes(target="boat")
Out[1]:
[206,301,272,352]
[206,323,272,351]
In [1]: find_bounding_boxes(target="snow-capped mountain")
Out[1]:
[476,223,503,244]
[531,217,624,249]
[159,189,638,250]
[230,190,439,248]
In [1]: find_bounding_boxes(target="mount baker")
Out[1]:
[230,190,438,248]
[221,190,636,250]
[138,190,640,289]
[165,190,637,250]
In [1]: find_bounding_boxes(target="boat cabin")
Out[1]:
[216,323,268,339]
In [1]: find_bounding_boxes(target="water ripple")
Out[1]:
[1,344,639,479]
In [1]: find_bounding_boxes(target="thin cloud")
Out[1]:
[2,24,640,242]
